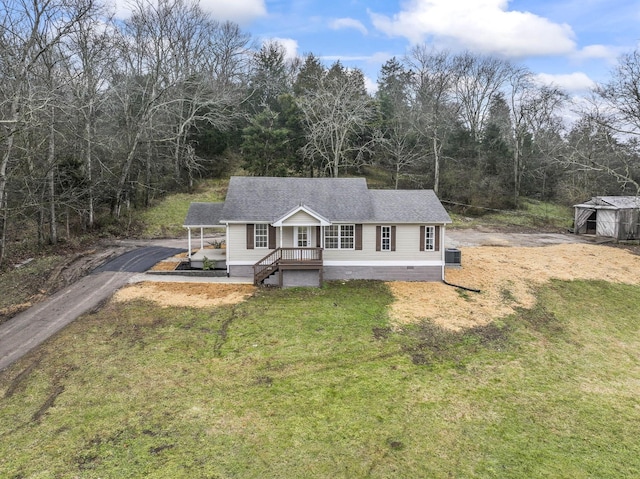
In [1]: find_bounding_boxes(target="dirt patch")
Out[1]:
[113,283,256,308]
[388,243,640,331]
[150,261,179,272]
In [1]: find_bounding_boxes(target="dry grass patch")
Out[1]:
[389,243,640,330]
[149,261,179,271]
[113,282,256,308]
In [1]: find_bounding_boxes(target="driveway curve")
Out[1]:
[0,246,184,371]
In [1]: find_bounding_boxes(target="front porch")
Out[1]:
[254,247,323,287]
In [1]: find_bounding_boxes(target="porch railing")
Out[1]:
[253,247,323,285]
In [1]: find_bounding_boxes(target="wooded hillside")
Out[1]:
[1,0,639,263]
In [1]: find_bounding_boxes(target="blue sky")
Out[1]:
[118,0,640,95]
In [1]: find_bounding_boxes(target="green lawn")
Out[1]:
[137,179,228,238]
[1,280,639,478]
[450,198,574,231]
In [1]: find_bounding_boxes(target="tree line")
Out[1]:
[1,0,639,263]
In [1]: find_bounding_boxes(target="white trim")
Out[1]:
[323,260,443,267]
[183,224,223,228]
[224,222,230,275]
[228,260,444,267]
[324,223,355,250]
[272,205,331,227]
[254,223,269,249]
[381,225,391,251]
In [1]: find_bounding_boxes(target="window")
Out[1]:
[381,226,391,251]
[324,224,355,249]
[255,223,268,248]
[424,225,435,251]
[296,226,309,247]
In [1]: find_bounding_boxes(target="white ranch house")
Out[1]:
[184,176,452,287]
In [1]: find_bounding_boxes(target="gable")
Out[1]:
[271,204,331,226]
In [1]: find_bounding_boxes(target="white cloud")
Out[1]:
[574,44,618,62]
[369,0,576,58]
[536,72,596,93]
[200,0,267,24]
[264,37,300,62]
[110,0,267,23]
[330,18,368,36]
[364,75,378,95]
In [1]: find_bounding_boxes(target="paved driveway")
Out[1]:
[0,247,184,371]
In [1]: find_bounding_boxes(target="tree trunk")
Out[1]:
[0,97,20,264]
[85,96,94,228]
[432,136,440,195]
[48,108,58,245]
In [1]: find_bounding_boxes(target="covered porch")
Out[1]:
[183,202,227,270]
[253,205,331,286]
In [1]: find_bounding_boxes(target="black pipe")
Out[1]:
[443,279,481,293]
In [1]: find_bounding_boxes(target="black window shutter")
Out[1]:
[268,225,276,249]
[419,226,425,252]
[316,226,321,247]
[247,224,254,249]
[391,226,396,251]
[434,226,440,251]
[375,225,381,251]
[355,224,363,250]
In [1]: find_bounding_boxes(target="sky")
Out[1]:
[115,0,640,96]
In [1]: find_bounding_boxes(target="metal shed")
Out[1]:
[573,196,640,240]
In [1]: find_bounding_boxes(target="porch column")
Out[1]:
[200,227,204,250]
[187,228,192,258]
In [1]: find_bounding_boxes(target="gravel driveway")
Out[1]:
[445,229,590,248]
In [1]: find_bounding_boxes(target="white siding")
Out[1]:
[323,224,443,263]
[282,211,320,225]
[228,223,446,271]
[227,224,270,263]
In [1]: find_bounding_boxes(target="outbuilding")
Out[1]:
[573,196,640,240]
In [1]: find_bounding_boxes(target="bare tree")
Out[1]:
[452,52,514,142]
[297,64,379,177]
[596,49,640,137]
[507,68,567,204]
[405,46,458,194]
[63,6,116,228]
[0,0,95,262]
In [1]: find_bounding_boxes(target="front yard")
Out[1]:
[1,243,640,478]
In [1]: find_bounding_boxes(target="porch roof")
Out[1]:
[184,202,225,227]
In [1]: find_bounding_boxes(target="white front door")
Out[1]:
[295,226,311,247]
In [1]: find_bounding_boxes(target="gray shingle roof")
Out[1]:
[369,189,452,223]
[184,177,452,225]
[221,176,373,222]
[184,202,225,226]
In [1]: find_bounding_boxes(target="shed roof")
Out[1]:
[575,196,640,210]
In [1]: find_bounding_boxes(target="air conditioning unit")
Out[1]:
[445,248,461,266]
